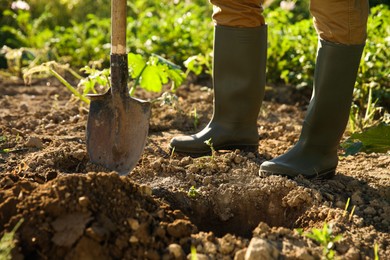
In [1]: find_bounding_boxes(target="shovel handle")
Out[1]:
[111,0,126,54]
[111,0,129,97]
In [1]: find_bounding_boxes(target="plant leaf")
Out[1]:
[140,66,163,92]
[349,123,390,153]
[128,53,146,78]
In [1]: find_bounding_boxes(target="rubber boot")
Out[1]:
[169,25,267,155]
[260,40,364,179]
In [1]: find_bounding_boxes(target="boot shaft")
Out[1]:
[301,40,365,147]
[212,25,267,124]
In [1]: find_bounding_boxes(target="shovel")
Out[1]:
[86,0,151,175]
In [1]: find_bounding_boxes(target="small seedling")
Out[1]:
[191,108,199,130]
[187,186,199,198]
[204,138,216,159]
[343,197,351,217]
[0,218,24,260]
[374,243,379,260]
[170,147,175,159]
[298,222,342,260]
[349,205,356,221]
[190,245,198,260]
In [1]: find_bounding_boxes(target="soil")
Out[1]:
[0,77,389,260]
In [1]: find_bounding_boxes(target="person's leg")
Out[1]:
[259,0,369,179]
[169,0,267,155]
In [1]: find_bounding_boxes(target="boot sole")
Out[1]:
[259,167,335,180]
[170,144,258,157]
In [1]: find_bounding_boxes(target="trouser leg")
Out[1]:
[209,0,265,27]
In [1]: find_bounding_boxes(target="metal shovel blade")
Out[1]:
[86,91,151,175]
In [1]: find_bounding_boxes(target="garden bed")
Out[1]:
[0,79,389,259]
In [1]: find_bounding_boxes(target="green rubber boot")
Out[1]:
[170,25,267,155]
[260,40,364,179]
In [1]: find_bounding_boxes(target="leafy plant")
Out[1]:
[187,186,199,198]
[191,108,199,130]
[298,222,343,260]
[128,53,184,95]
[1,8,53,48]
[184,53,212,77]
[0,218,24,260]
[23,53,184,105]
[342,123,390,156]
[204,138,216,159]
[23,61,90,104]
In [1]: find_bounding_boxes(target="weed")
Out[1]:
[190,245,198,260]
[170,147,175,159]
[0,218,24,260]
[374,243,379,260]
[23,61,90,104]
[343,197,351,218]
[204,138,216,159]
[187,186,199,198]
[342,123,390,156]
[191,108,199,130]
[23,53,184,106]
[297,222,342,260]
[153,92,178,108]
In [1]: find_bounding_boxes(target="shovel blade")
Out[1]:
[86,92,151,175]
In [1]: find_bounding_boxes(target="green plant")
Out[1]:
[128,53,184,95]
[342,123,390,156]
[374,243,380,260]
[191,108,199,130]
[298,222,343,260]
[127,0,212,66]
[190,244,198,260]
[0,218,24,260]
[23,52,185,105]
[184,52,212,77]
[23,61,90,104]
[1,8,53,48]
[348,82,387,133]
[204,138,216,159]
[187,186,199,198]
[342,197,356,221]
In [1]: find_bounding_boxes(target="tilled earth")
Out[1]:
[0,78,389,259]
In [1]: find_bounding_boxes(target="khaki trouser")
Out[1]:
[210,0,369,45]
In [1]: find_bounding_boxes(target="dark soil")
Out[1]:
[0,77,389,259]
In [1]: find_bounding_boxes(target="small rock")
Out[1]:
[127,218,140,230]
[344,247,360,260]
[204,241,217,254]
[85,225,108,242]
[78,196,90,207]
[71,149,85,160]
[253,222,270,236]
[363,206,376,215]
[25,136,43,149]
[295,248,314,260]
[245,238,279,260]
[219,234,235,254]
[167,219,194,238]
[351,192,364,205]
[167,243,185,259]
[233,155,243,164]
[234,248,247,260]
[129,235,139,244]
[20,103,29,112]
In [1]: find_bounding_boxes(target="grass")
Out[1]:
[297,222,343,260]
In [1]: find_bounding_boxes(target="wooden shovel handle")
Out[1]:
[111,0,126,54]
